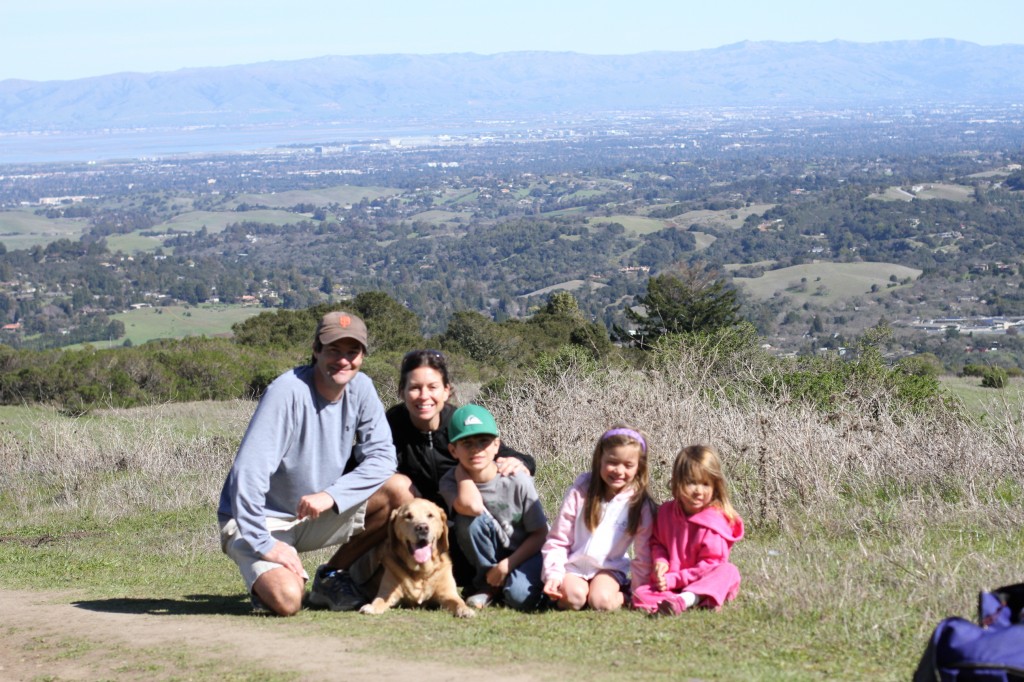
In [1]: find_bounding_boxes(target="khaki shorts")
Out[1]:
[219,502,367,592]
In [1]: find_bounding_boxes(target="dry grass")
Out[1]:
[0,400,252,523]
[490,349,1024,648]
[496,354,1024,515]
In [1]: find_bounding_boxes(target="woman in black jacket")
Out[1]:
[386,349,537,585]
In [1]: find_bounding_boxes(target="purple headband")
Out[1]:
[601,428,647,454]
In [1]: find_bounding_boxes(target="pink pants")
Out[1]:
[632,562,740,613]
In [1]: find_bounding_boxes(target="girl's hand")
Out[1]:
[543,578,563,600]
[486,559,511,587]
[653,561,669,592]
[495,457,527,477]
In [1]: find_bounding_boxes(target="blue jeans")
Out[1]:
[454,514,545,612]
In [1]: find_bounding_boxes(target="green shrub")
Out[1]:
[981,366,1008,389]
[961,363,985,377]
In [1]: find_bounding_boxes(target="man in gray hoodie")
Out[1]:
[218,311,413,615]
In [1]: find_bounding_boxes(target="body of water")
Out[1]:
[0,123,448,164]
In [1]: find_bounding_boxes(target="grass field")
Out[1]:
[592,215,670,235]
[967,167,1016,179]
[869,183,974,203]
[158,209,307,232]
[0,208,91,250]
[407,208,473,226]
[664,203,775,231]
[226,185,400,209]
[869,187,917,202]
[522,279,607,298]
[913,183,974,202]
[3,349,1024,680]
[940,375,1024,419]
[691,231,717,250]
[734,261,922,304]
[75,303,267,347]
[103,209,310,253]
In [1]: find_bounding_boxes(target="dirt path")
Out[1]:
[0,590,543,681]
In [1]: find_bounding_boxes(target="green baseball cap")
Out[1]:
[448,404,499,443]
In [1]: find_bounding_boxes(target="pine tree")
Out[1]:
[626,263,740,347]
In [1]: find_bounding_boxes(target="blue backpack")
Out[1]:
[914,583,1024,681]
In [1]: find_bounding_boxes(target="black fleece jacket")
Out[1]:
[385,402,537,509]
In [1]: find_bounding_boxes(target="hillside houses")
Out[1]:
[906,316,1024,335]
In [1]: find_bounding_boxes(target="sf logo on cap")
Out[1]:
[337,314,352,327]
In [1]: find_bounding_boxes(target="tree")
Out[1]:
[441,310,505,364]
[350,291,425,353]
[524,291,613,359]
[319,275,333,296]
[626,264,740,347]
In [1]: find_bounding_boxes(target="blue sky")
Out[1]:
[4,0,1022,81]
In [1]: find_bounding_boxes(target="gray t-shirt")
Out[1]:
[439,469,548,550]
[218,365,397,557]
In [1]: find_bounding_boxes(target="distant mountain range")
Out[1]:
[2,40,1023,134]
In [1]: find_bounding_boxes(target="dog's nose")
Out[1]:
[415,523,429,536]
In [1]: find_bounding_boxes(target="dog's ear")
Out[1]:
[387,507,401,551]
[438,507,450,555]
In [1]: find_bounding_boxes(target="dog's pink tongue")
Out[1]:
[413,545,432,564]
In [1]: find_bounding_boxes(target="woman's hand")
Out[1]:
[495,457,528,477]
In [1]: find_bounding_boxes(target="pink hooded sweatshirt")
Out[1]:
[633,500,743,611]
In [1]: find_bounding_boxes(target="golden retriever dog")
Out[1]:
[359,498,474,618]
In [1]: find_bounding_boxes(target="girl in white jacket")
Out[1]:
[541,425,655,611]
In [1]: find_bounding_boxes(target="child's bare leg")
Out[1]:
[557,573,590,610]
[587,572,625,611]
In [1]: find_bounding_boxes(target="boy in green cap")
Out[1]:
[439,404,548,611]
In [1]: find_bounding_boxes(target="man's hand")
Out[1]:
[297,492,335,520]
[263,540,304,578]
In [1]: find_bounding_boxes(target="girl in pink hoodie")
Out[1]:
[633,444,743,615]
[541,425,654,611]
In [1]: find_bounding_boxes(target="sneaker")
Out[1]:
[466,591,495,609]
[308,564,367,612]
[250,592,270,615]
[657,599,682,616]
